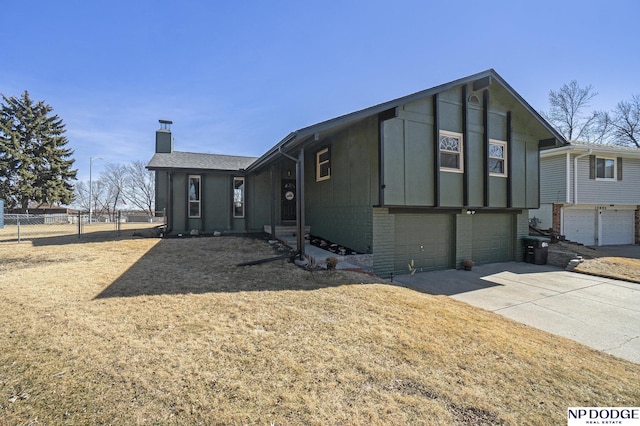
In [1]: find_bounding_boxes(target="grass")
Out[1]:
[1,235,639,425]
[0,221,159,243]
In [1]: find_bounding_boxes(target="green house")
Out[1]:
[147,69,565,277]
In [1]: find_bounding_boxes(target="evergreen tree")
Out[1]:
[0,91,77,212]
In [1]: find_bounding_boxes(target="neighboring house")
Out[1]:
[147,69,565,277]
[529,142,640,246]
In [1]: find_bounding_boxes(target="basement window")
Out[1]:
[439,130,464,172]
[233,177,245,218]
[316,147,331,181]
[489,140,507,177]
[188,175,201,218]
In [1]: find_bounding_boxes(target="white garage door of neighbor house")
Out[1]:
[601,209,634,245]
[564,209,595,246]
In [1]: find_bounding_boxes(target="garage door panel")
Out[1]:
[564,209,595,246]
[602,209,634,245]
[394,214,453,273]
[472,214,513,264]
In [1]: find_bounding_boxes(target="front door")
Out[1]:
[281,179,296,221]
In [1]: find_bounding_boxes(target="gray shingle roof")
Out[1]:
[570,141,640,152]
[147,151,258,171]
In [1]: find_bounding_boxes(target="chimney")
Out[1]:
[156,119,173,153]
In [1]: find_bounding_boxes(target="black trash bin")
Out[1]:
[522,236,550,265]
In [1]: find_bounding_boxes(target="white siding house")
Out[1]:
[530,142,640,246]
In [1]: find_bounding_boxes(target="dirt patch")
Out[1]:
[550,241,640,283]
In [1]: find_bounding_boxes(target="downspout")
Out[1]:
[565,152,571,204]
[166,171,173,235]
[278,146,298,162]
[278,146,305,260]
[571,149,592,244]
[573,149,592,205]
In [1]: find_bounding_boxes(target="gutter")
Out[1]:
[245,132,297,172]
[278,146,298,162]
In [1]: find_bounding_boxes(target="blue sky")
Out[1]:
[2,0,639,182]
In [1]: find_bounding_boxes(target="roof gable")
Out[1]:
[247,69,566,172]
[541,141,640,159]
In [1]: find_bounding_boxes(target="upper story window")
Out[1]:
[439,130,463,172]
[188,175,201,218]
[233,177,245,218]
[489,140,508,177]
[596,157,616,180]
[316,147,331,181]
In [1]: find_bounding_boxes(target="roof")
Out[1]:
[247,69,567,172]
[147,151,258,171]
[540,140,640,159]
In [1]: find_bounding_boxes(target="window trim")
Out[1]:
[439,130,464,173]
[316,147,331,182]
[233,176,245,218]
[595,156,617,181]
[188,175,201,218]
[488,139,508,177]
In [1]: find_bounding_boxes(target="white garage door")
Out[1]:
[564,209,595,246]
[601,209,634,245]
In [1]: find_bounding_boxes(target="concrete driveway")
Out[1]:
[394,262,640,364]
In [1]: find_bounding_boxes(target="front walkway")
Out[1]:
[395,262,640,364]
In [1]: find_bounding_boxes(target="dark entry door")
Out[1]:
[281,179,296,221]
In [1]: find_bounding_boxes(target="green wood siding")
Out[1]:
[526,145,539,207]
[489,176,508,207]
[163,172,239,235]
[510,139,527,207]
[154,171,169,214]
[382,83,545,209]
[405,120,433,205]
[303,117,378,253]
[246,170,272,232]
[382,118,405,205]
[203,174,232,232]
[172,173,187,232]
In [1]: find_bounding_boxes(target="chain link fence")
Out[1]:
[0,209,165,243]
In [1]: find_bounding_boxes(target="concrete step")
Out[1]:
[264,225,310,237]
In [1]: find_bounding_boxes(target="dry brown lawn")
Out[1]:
[1,235,638,425]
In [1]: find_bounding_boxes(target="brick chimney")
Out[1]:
[156,119,173,153]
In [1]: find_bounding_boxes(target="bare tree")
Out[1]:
[73,181,90,211]
[100,163,128,221]
[124,160,155,217]
[72,160,156,219]
[545,80,598,141]
[595,94,640,148]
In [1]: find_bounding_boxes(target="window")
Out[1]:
[188,175,201,218]
[439,131,463,172]
[316,147,331,181]
[489,140,508,176]
[233,177,245,218]
[596,157,616,180]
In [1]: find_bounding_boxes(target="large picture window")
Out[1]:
[233,177,245,218]
[489,140,508,177]
[188,175,201,218]
[439,130,463,172]
[316,147,331,181]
